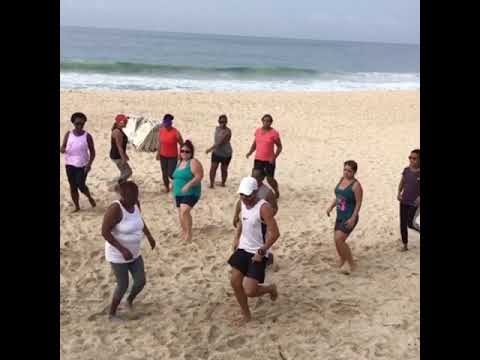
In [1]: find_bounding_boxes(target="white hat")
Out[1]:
[237,176,258,196]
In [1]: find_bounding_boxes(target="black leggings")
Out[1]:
[66,165,89,193]
[400,203,419,244]
[160,156,177,188]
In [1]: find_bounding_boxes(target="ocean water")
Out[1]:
[60,26,420,92]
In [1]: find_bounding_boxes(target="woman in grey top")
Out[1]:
[205,114,233,188]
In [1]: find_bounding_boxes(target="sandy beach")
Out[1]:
[60,90,420,360]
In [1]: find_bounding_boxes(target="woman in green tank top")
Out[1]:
[172,140,204,241]
[326,160,363,274]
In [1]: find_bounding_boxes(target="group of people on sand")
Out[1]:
[61,111,420,322]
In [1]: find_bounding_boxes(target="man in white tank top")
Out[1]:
[233,168,278,265]
[228,177,280,323]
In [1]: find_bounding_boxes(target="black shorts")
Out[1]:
[175,195,200,208]
[335,216,359,235]
[228,249,268,283]
[65,165,89,192]
[211,153,232,165]
[254,159,275,177]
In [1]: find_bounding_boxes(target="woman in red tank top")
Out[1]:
[156,114,184,193]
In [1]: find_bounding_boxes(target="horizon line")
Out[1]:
[60,24,419,47]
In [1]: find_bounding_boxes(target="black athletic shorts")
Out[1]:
[175,195,200,208]
[211,152,232,165]
[228,249,268,283]
[254,159,275,177]
[334,216,359,235]
[65,165,89,192]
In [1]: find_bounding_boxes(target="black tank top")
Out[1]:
[110,129,128,160]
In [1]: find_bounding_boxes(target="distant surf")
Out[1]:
[61,26,419,92]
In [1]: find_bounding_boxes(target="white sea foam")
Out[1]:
[60,72,419,92]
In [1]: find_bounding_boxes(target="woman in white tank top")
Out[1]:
[101,181,156,320]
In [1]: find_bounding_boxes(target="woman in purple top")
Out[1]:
[397,149,420,251]
[60,112,96,213]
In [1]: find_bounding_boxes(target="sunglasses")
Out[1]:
[180,149,191,154]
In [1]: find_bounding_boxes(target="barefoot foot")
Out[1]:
[339,263,350,275]
[233,315,251,326]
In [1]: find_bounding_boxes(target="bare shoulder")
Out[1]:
[353,180,363,191]
[191,158,203,168]
[104,202,122,219]
[260,202,274,216]
[106,201,121,212]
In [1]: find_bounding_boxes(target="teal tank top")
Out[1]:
[173,159,201,197]
[334,178,357,220]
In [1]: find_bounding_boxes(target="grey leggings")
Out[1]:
[110,256,146,302]
[112,159,133,183]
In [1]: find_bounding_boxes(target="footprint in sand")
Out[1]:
[89,249,103,259]
[174,266,196,280]
[167,346,181,358]
[87,312,102,322]
[328,302,361,317]
[226,336,247,349]
[207,325,221,344]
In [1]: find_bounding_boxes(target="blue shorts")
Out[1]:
[335,216,359,235]
[175,195,199,208]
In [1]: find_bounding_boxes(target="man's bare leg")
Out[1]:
[230,269,251,322]
[243,277,278,300]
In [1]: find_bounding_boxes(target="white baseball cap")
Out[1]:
[237,176,258,196]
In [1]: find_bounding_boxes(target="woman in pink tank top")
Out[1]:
[246,114,283,198]
[60,112,97,212]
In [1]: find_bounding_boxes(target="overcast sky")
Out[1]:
[60,0,419,44]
